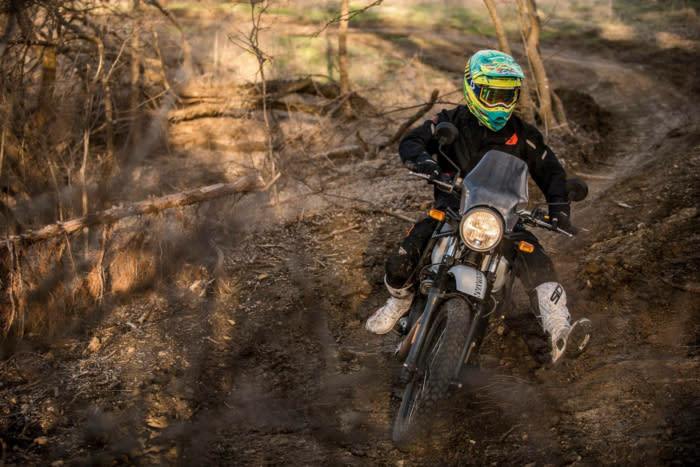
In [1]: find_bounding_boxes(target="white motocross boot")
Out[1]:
[533,282,592,363]
[365,278,414,335]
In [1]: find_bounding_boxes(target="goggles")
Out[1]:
[471,81,520,108]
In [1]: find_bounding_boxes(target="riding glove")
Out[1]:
[408,152,441,177]
[549,203,572,231]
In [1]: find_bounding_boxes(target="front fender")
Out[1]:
[449,265,487,299]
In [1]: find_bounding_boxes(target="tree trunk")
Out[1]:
[514,0,568,133]
[482,0,535,123]
[37,44,56,128]
[483,0,511,55]
[338,0,351,115]
[524,0,554,133]
[129,0,142,147]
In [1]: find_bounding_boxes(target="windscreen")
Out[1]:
[460,150,529,232]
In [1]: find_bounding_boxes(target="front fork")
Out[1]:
[452,302,484,386]
[400,262,450,382]
[401,224,499,384]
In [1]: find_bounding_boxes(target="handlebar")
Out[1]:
[408,171,462,193]
[410,171,578,237]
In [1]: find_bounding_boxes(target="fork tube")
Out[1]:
[453,305,483,382]
[401,264,447,378]
[402,235,458,379]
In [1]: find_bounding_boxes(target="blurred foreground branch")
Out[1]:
[3,174,264,245]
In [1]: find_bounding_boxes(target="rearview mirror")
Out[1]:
[435,122,458,146]
[566,177,589,202]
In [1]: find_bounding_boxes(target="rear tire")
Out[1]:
[392,297,472,448]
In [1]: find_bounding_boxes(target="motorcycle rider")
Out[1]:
[365,49,592,364]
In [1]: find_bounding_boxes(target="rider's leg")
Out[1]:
[514,232,592,363]
[365,218,437,335]
[365,276,414,334]
[530,283,592,363]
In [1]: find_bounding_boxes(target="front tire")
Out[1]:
[392,297,472,447]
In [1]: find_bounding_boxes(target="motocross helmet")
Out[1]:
[463,49,524,131]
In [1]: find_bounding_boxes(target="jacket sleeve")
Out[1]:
[398,115,441,170]
[522,124,568,206]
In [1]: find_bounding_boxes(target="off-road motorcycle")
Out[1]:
[391,122,588,446]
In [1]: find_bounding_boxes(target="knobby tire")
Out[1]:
[392,297,472,448]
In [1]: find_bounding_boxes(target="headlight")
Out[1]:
[459,208,504,252]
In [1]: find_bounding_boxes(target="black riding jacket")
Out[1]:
[399,105,569,213]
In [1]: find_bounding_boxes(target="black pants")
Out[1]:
[384,217,558,291]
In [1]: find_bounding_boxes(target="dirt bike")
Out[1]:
[391,122,588,446]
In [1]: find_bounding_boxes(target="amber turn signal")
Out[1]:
[518,241,535,253]
[429,209,446,221]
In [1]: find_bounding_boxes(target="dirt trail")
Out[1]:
[1,13,699,467]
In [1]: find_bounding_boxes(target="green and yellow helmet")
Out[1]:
[463,50,525,131]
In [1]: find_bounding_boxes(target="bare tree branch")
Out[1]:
[143,0,193,76]
[312,0,384,37]
[379,89,439,150]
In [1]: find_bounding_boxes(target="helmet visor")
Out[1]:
[478,85,519,108]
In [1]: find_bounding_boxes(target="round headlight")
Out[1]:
[459,208,504,252]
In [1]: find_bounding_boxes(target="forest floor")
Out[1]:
[1,5,699,466]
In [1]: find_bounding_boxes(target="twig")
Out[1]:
[614,201,632,209]
[262,172,282,191]
[80,128,90,257]
[574,172,615,181]
[377,209,416,224]
[500,424,521,442]
[378,89,439,150]
[313,145,364,161]
[4,241,18,336]
[321,192,417,223]
[325,224,360,238]
[126,321,144,334]
[311,0,384,37]
[661,277,700,294]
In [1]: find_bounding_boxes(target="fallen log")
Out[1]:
[168,98,330,123]
[168,105,249,123]
[170,78,373,123]
[314,144,364,162]
[3,173,264,245]
[177,78,335,104]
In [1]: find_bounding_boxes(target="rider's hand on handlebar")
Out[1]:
[411,154,441,178]
[549,210,578,235]
[433,171,453,192]
[549,204,571,228]
[407,153,456,193]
